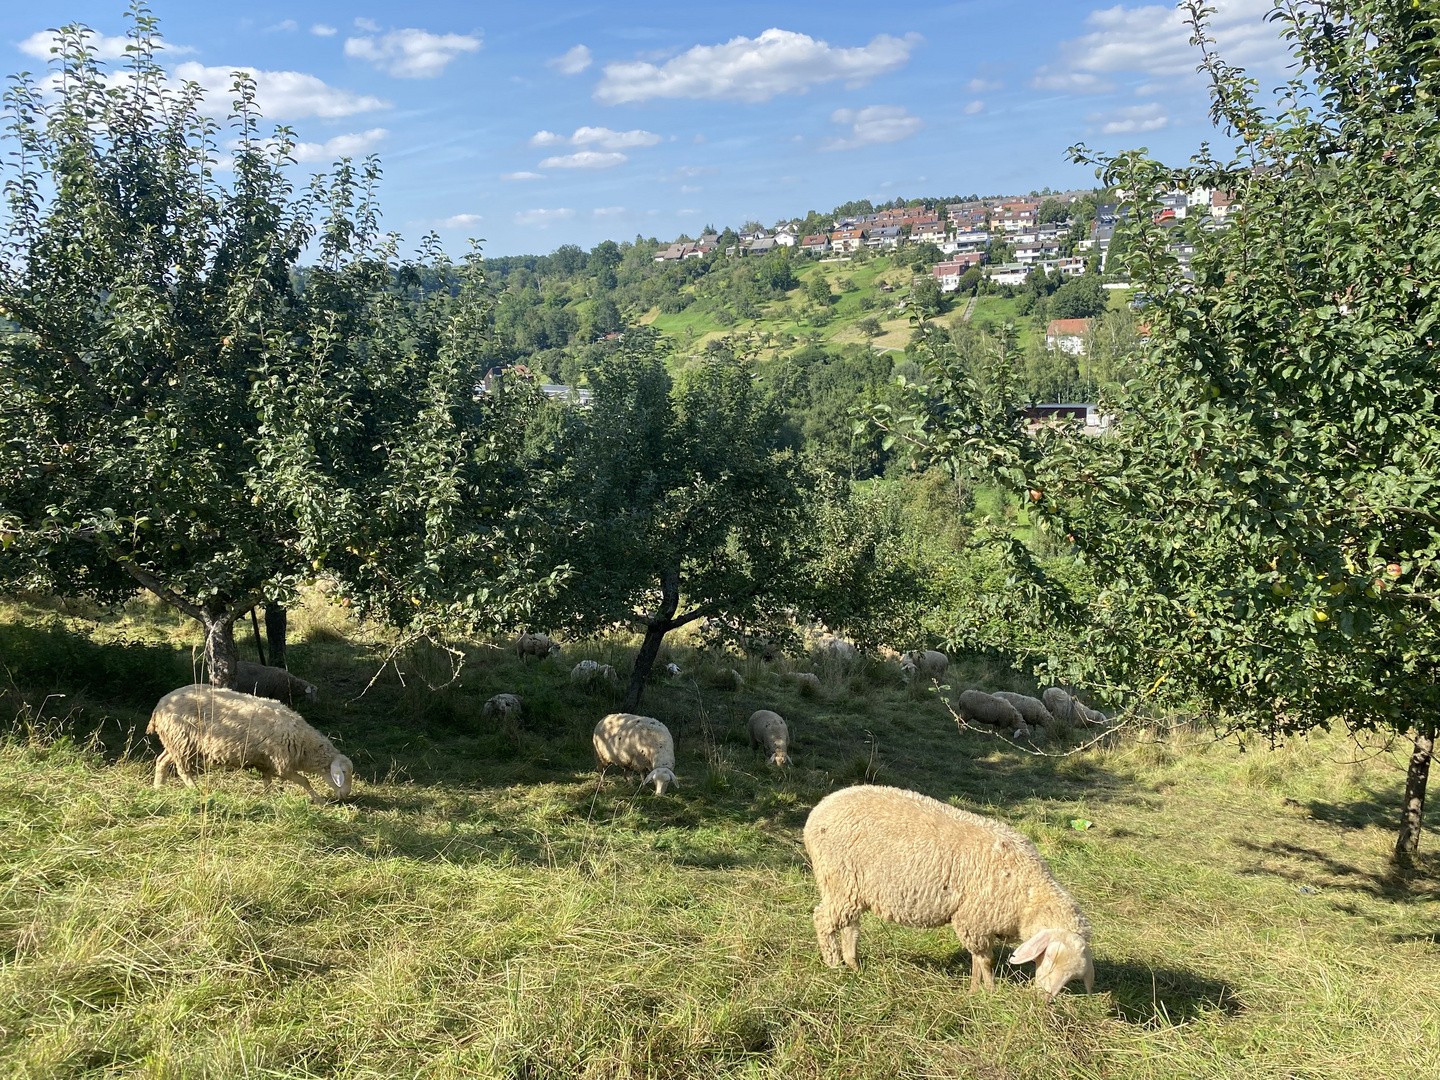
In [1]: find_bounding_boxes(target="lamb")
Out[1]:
[231,661,318,706]
[483,693,522,722]
[992,691,1056,730]
[1042,688,1107,727]
[900,650,949,682]
[148,684,353,804]
[804,784,1094,1000]
[747,709,791,766]
[592,712,678,794]
[516,632,562,661]
[571,659,619,690]
[957,689,1030,737]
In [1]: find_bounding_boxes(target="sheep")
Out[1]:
[748,709,791,766]
[818,636,858,663]
[483,693,522,723]
[664,662,682,679]
[516,632,562,661]
[593,712,678,794]
[791,672,822,694]
[900,650,949,683]
[957,689,1030,738]
[992,691,1056,730]
[571,659,619,690]
[148,684,353,804]
[804,784,1094,1001]
[231,661,318,706]
[1042,688,1107,727]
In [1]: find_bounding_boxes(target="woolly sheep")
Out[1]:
[818,636,858,663]
[516,632,562,661]
[957,689,1030,737]
[992,691,1056,730]
[1042,688,1107,727]
[664,662,682,678]
[747,709,791,767]
[571,660,619,690]
[148,684,353,804]
[232,661,318,706]
[792,672,822,693]
[900,650,949,682]
[483,693,522,722]
[593,712,678,794]
[804,784,1094,1000]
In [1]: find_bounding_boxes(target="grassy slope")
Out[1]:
[1,594,1438,1079]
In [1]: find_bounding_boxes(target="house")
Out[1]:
[699,232,719,246]
[984,262,1029,287]
[932,253,984,291]
[773,230,797,247]
[832,227,867,253]
[1022,403,1109,435]
[748,236,777,254]
[910,219,947,244]
[654,243,690,262]
[943,230,989,256]
[1014,240,1062,264]
[1210,189,1237,220]
[801,233,831,255]
[1046,318,1092,355]
[1037,257,1087,277]
[867,225,903,249]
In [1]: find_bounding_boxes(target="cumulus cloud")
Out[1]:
[594,28,920,104]
[1090,102,1169,133]
[548,45,592,75]
[439,213,483,227]
[345,27,481,78]
[593,206,627,216]
[821,105,923,151]
[502,170,546,180]
[538,150,627,169]
[290,128,388,161]
[529,130,564,146]
[173,62,389,119]
[268,20,299,33]
[964,100,984,115]
[1033,0,1288,92]
[572,125,661,149]
[312,24,338,37]
[966,77,1002,92]
[515,207,575,226]
[19,29,193,59]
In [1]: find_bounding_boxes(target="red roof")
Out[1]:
[1046,318,1092,338]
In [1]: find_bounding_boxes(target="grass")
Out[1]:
[1,592,1438,1078]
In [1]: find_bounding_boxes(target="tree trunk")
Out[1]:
[249,608,267,666]
[622,568,681,713]
[265,604,287,668]
[203,609,242,689]
[1395,722,1435,862]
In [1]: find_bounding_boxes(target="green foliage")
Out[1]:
[1048,274,1108,320]
[807,274,834,306]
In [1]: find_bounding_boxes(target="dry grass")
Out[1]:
[0,594,1437,1078]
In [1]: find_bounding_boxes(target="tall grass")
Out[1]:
[0,594,1437,1078]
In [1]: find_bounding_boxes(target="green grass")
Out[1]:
[1,592,1438,1078]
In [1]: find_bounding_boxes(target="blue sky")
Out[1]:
[2,1,1294,256]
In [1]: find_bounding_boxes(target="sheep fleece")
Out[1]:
[233,661,317,704]
[957,689,1025,729]
[992,691,1055,728]
[747,709,790,765]
[592,713,675,776]
[901,650,949,680]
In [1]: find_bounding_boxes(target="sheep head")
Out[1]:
[642,767,678,795]
[1010,929,1093,1001]
[769,743,790,767]
[325,754,354,799]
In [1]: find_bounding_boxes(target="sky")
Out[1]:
[0,1,1299,256]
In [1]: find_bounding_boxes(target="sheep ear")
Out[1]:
[330,759,347,787]
[1010,930,1055,965]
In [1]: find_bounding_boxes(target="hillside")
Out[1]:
[1,593,1437,1078]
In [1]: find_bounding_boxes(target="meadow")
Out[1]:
[1,591,1437,1079]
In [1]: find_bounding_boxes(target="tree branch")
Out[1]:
[122,563,203,621]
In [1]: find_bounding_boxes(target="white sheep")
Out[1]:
[747,709,791,766]
[791,672,822,694]
[992,691,1056,730]
[900,650,949,683]
[593,712,678,794]
[957,689,1030,738]
[804,784,1094,1000]
[148,684,353,803]
[818,636,858,663]
[1042,688,1107,727]
[232,661,318,705]
[571,659,619,690]
[516,632,562,661]
[664,662,682,678]
[483,693,522,722]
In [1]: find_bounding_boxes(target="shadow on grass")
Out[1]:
[1101,958,1242,1024]
[1233,838,1440,903]
[1304,791,1402,830]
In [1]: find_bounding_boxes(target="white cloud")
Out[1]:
[290,128,387,161]
[515,207,575,226]
[439,213,483,227]
[1090,102,1169,133]
[538,150,627,169]
[964,100,984,115]
[355,18,381,32]
[173,62,389,119]
[1033,0,1288,92]
[529,130,563,146]
[548,45,592,75]
[594,206,627,216]
[572,126,661,150]
[268,20,299,33]
[312,24,338,37]
[19,29,193,60]
[821,105,923,151]
[966,77,1002,92]
[594,28,920,105]
[345,27,481,78]
[501,170,546,181]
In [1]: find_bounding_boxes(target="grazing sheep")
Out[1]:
[804,785,1094,1000]
[664,662,682,679]
[1042,688,1107,727]
[571,660,619,690]
[992,691,1056,730]
[792,672,822,694]
[516,632,562,661]
[231,661,318,706]
[593,712,678,794]
[900,650,949,682]
[148,684,353,803]
[727,668,745,691]
[748,709,791,766]
[957,690,1029,737]
[483,693,522,723]
[818,636,858,663]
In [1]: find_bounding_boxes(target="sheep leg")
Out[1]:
[152,750,172,788]
[956,926,996,991]
[285,773,323,804]
[172,757,199,788]
[839,921,861,970]
[812,902,845,968]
